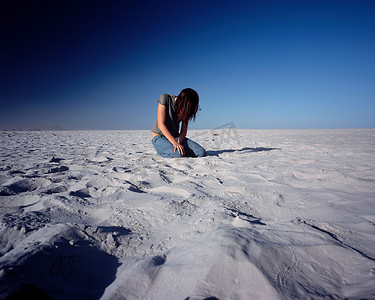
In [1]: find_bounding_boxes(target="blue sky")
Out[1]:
[1,0,375,130]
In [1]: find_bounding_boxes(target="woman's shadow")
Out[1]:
[207,147,280,156]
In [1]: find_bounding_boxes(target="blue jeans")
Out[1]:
[152,135,207,158]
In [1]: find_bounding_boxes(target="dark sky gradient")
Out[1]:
[1,0,375,129]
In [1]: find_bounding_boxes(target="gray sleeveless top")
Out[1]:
[151,94,180,138]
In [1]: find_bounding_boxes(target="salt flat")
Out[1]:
[1,129,375,299]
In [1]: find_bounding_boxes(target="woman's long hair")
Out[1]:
[175,88,200,124]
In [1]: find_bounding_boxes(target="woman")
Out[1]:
[151,88,206,158]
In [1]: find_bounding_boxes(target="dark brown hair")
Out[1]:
[175,88,200,124]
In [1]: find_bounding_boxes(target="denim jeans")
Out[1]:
[152,135,207,158]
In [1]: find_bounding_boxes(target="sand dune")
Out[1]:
[1,129,375,299]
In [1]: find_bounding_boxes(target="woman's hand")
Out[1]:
[173,142,185,155]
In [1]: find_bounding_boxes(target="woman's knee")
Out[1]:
[183,139,206,157]
[195,148,207,157]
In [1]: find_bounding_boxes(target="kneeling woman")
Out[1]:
[151,88,206,158]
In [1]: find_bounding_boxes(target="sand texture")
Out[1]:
[1,129,375,299]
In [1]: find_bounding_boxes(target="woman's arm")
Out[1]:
[157,103,185,155]
[178,121,188,144]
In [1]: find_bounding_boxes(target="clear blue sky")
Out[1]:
[1,0,375,130]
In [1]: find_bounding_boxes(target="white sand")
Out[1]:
[1,129,375,299]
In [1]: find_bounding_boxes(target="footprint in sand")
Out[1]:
[2,211,50,232]
[44,185,68,194]
[49,157,64,163]
[87,156,113,163]
[86,175,110,189]
[147,186,191,198]
[0,178,50,196]
[112,166,131,173]
[225,186,246,195]
[70,188,91,198]
[47,166,69,174]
